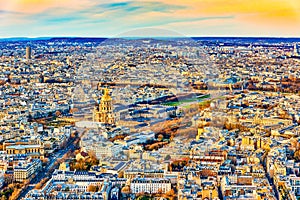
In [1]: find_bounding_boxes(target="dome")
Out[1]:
[121,185,130,194]
[101,88,112,101]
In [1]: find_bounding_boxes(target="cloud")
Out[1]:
[19,0,189,28]
[0,0,299,37]
[0,0,94,14]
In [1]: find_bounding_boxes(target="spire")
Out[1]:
[104,88,109,96]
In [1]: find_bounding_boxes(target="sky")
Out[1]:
[0,0,300,38]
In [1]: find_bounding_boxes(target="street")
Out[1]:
[18,128,86,199]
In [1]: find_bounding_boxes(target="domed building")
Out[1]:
[93,88,115,124]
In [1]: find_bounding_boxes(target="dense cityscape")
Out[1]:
[0,37,298,200]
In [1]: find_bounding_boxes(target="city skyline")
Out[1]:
[1,1,300,199]
[0,0,300,38]
[0,25,300,199]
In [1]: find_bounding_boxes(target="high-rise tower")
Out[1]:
[26,46,31,60]
[294,43,298,56]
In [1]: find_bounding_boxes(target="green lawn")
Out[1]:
[162,94,210,107]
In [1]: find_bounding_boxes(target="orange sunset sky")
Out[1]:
[0,0,300,37]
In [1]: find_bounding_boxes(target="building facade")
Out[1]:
[6,144,45,159]
[14,159,41,182]
[130,178,171,194]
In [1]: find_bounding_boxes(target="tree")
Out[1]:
[42,158,49,164]
[168,164,172,172]
[69,108,78,114]
[170,134,174,142]
[88,151,99,166]
[87,185,98,192]
[118,171,124,178]
[157,188,163,194]
[71,132,77,138]
[55,111,61,117]
[74,159,86,170]
[74,149,80,155]
[35,178,49,189]
[294,150,300,161]
[136,192,145,199]
[157,134,164,142]
[201,169,215,177]
[23,180,30,186]
[10,189,20,200]
[35,183,43,189]
[164,155,171,160]
[166,189,175,196]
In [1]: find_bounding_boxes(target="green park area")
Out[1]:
[162,94,211,107]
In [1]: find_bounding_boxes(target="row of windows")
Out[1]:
[100,106,112,111]
[132,186,170,188]
[7,148,41,154]
[133,187,170,193]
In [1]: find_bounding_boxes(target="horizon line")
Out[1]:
[1,35,300,40]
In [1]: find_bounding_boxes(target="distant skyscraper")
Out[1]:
[26,46,31,60]
[293,43,298,56]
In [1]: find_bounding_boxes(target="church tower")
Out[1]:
[94,88,115,124]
